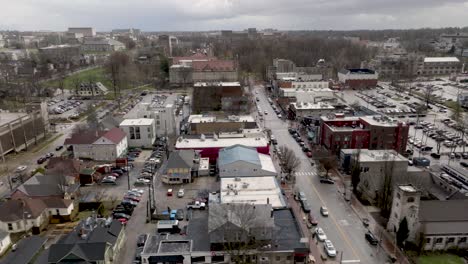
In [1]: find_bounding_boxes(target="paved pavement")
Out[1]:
[255,86,390,264]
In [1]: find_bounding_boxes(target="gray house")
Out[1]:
[217,144,276,178]
[161,150,199,184]
[47,218,125,264]
[208,203,274,250]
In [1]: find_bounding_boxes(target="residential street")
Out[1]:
[255,85,390,264]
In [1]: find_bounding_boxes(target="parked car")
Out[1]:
[124,195,141,202]
[113,212,131,220]
[167,189,173,196]
[135,178,151,185]
[324,240,337,257]
[121,200,138,207]
[308,213,318,226]
[296,191,307,201]
[137,234,148,247]
[37,157,47,164]
[55,145,63,151]
[461,162,468,168]
[365,231,379,245]
[176,209,184,220]
[430,153,441,159]
[320,206,329,217]
[101,177,116,185]
[187,201,206,210]
[301,200,311,213]
[315,227,327,241]
[15,165,28,173]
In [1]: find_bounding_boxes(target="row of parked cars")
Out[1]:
[112,188,144,225]
[288,128,313,157]
[101,166,130,185]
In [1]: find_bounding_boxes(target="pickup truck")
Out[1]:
[187,201,206,210]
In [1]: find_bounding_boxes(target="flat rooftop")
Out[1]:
[291,102,335,110]
[175,135,268,149]
[194,82,241,87]
[220,176,286,208]
[188,115,255,124]
[120,118,154,126]
[159,240,191,253]
[424,57,460,63]
[0,112,28,127]
[359,149,407,162]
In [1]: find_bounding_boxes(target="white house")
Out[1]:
[0,230,11,255]
[64,127,128,161]
[119,118,156,148]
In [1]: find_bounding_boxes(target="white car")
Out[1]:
[315,227,327,242]
[136,178,151,185]
[15,165,28,173]
[177,189,185,198]
[324,239,337,257]
[277,114,282,118]
[131,188,144,194]
[320,206,329,217]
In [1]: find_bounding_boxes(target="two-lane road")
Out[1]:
[254,86,388,264]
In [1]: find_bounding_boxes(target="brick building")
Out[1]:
[320,115,409,154]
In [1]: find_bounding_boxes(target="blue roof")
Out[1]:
[218,144,260,167]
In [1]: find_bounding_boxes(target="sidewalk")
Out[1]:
[283,184,325,264]
[333,170,410,264]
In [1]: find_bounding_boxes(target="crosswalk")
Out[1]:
[293,171,317,177]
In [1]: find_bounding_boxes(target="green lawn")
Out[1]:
[418,254,464,264]
[44,67,112,90]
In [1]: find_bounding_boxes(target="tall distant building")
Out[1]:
[67,27,95,37]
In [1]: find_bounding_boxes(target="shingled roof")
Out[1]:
[0,199,47,222]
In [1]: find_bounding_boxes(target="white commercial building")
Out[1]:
[421,57,461,76]
[120,118,156,148]
[289,101,336,119]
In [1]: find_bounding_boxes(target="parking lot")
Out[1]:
[344,81,468,172]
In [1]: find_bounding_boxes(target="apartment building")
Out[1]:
[420,57,461,76]
[119,118,156,148]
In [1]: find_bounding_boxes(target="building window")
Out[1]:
[435,238,443,244]
[447,237,455,243]
[129,127,135,139]
[7,223,13,231]
[459,237,467,243]
[407,197,415,203]
[276,256,281,261]
[394,213,398,219]
[135,127,141,139]
[426,238,431,244]
[286,256,292,260]
[397,193,401,199]
[147,127,151,133]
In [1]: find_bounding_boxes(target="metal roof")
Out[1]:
[218,145,260,167]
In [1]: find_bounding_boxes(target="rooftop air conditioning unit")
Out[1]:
[234,177,241,181]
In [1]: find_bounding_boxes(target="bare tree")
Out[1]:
[279,145,301,183]
[105,51,131,107]
[378,155,396,218]
[422,86,435,108]
[85,104,100,130]
[319,156,337,178]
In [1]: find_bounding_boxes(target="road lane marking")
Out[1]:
[303,162,362,261]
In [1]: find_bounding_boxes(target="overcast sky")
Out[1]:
[1,0,468,31]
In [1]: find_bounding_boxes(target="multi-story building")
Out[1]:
[192,82,248,113]
[175,130,270,162]
[340,149,426,202]
[38,44,81,63]
[0,102,49,162]
[186,114,257,135]
[338,68,379,89]
[119,118,156,148]
[129,94,178,136]
[81,38,125,52]
[289,102,335,120]
[64,127,128,161]
[363,53,423,80]
[67,27,95,37]
[141,206,309,264]
[420,57,461,76]
[320,114,409,154]
[387,185,468,251]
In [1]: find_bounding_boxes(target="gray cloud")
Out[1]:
[0,0,467,31]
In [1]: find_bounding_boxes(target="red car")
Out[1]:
[124,196,141,202]
[118,218,128,224]
[308,212,318,226]
[306,151,313,158]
